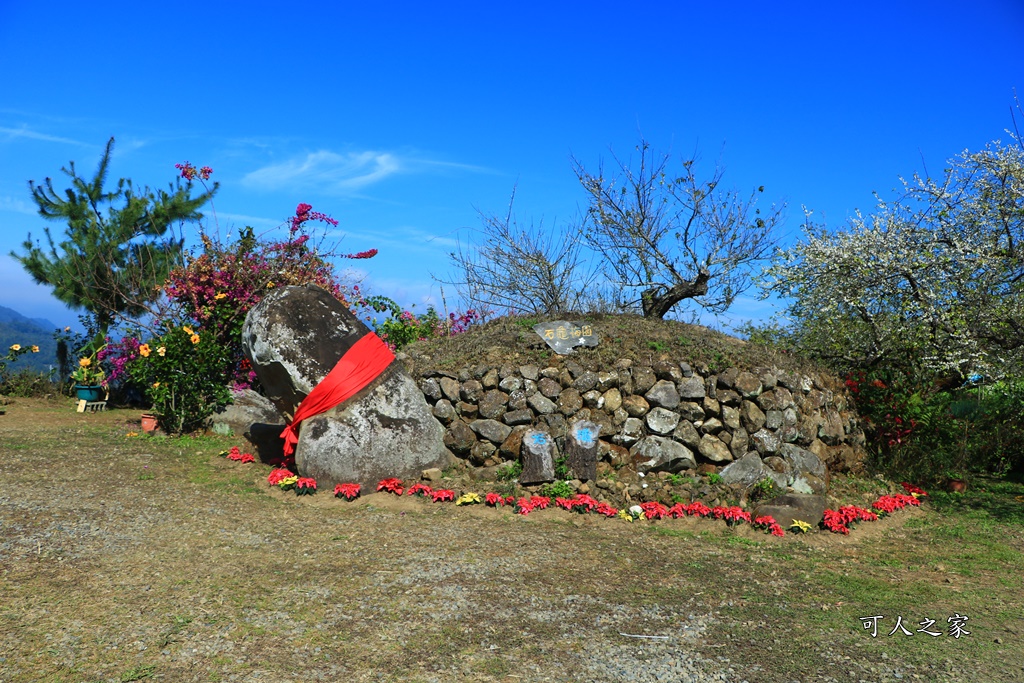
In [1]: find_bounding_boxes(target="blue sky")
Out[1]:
[1,0,1022,333]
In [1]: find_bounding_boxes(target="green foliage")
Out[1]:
[553,456,571,480]
[667,473,693,486]
[707,472,723,485]
[361,295,483,352]
[126,323,231,434]
[0,342,43,393]
[847,370,1024,482]
[496,461,522,481]
[0,368,54,397]
[749,477,780,502]
[368,298,443,350]
[539,480,574,499]
[707,351,729,373]
[647,340,668,352]
[12,138,216,347]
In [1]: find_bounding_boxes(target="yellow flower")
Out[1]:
[157,346,166,357]
[182,326,194,335]
[190,334,200,345]
[9,344,21,351]
[64,326,71,332]
[789,519,813,534]
[79,357,92,367]
[31,345,39,353]
[214,292,228,300]
[138,344,151,358]
[125,432,139,438]
[153,382,161,388]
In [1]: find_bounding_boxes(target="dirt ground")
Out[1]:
[1,398,1022,683]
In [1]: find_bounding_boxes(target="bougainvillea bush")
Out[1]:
[162,198,375,391]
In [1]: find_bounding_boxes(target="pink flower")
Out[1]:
[343,249,378,259]
[485,492,505,506]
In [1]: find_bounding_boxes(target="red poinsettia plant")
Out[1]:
[377,478,405,495]
[222,445,256,464]
[334,483,361,500]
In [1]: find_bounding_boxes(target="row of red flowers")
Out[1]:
[820,483,926,535]
[233,453,927,537]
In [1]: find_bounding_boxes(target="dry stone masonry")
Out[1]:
[414,357,866,494]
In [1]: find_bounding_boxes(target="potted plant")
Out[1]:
[70,346,106,402]
[945,471,968,493]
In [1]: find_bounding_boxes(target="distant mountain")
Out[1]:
[0,306,60,375]
[0,306,56,332]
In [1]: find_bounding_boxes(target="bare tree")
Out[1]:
[573,138,784,319]
[440,188,600,316]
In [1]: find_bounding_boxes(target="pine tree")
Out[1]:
[12,137,217,348]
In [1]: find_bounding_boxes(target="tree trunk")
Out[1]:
[640,269,711,319]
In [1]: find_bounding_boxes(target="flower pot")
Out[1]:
[74,385,105,402]
[947,479,967,494]
[140,413,159,434]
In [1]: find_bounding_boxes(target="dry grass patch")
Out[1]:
[1,398,1022,682]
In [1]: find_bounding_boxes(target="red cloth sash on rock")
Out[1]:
[280,332,395,456]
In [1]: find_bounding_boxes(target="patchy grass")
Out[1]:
[0,398,1022,682]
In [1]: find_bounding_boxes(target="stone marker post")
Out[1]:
[519,430,556,484]
[564,420,598,482]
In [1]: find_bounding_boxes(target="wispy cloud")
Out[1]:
[0,196,36,215]
[240,148,490,194]
[334,224,462,252]
[242,150,403,193]
[0,126,90,147]
[214,212,283,229]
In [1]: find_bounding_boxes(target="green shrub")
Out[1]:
[496,461,522,481]
[539,480,574,499]
[127,323,231,434]
[750,477,780,502]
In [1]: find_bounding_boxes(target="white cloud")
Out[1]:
[0,126,89,147]
[240,148,490,195]
[242,150,403,193]
[331,224,462,253]
[0,196,36,215]
[214,212,282,229]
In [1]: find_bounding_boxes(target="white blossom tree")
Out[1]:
[763,138,1024,378]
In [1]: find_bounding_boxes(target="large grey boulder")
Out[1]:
[241,285,448,488]
[209,388,282,436]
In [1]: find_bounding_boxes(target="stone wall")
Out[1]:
[412,357,866,481]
